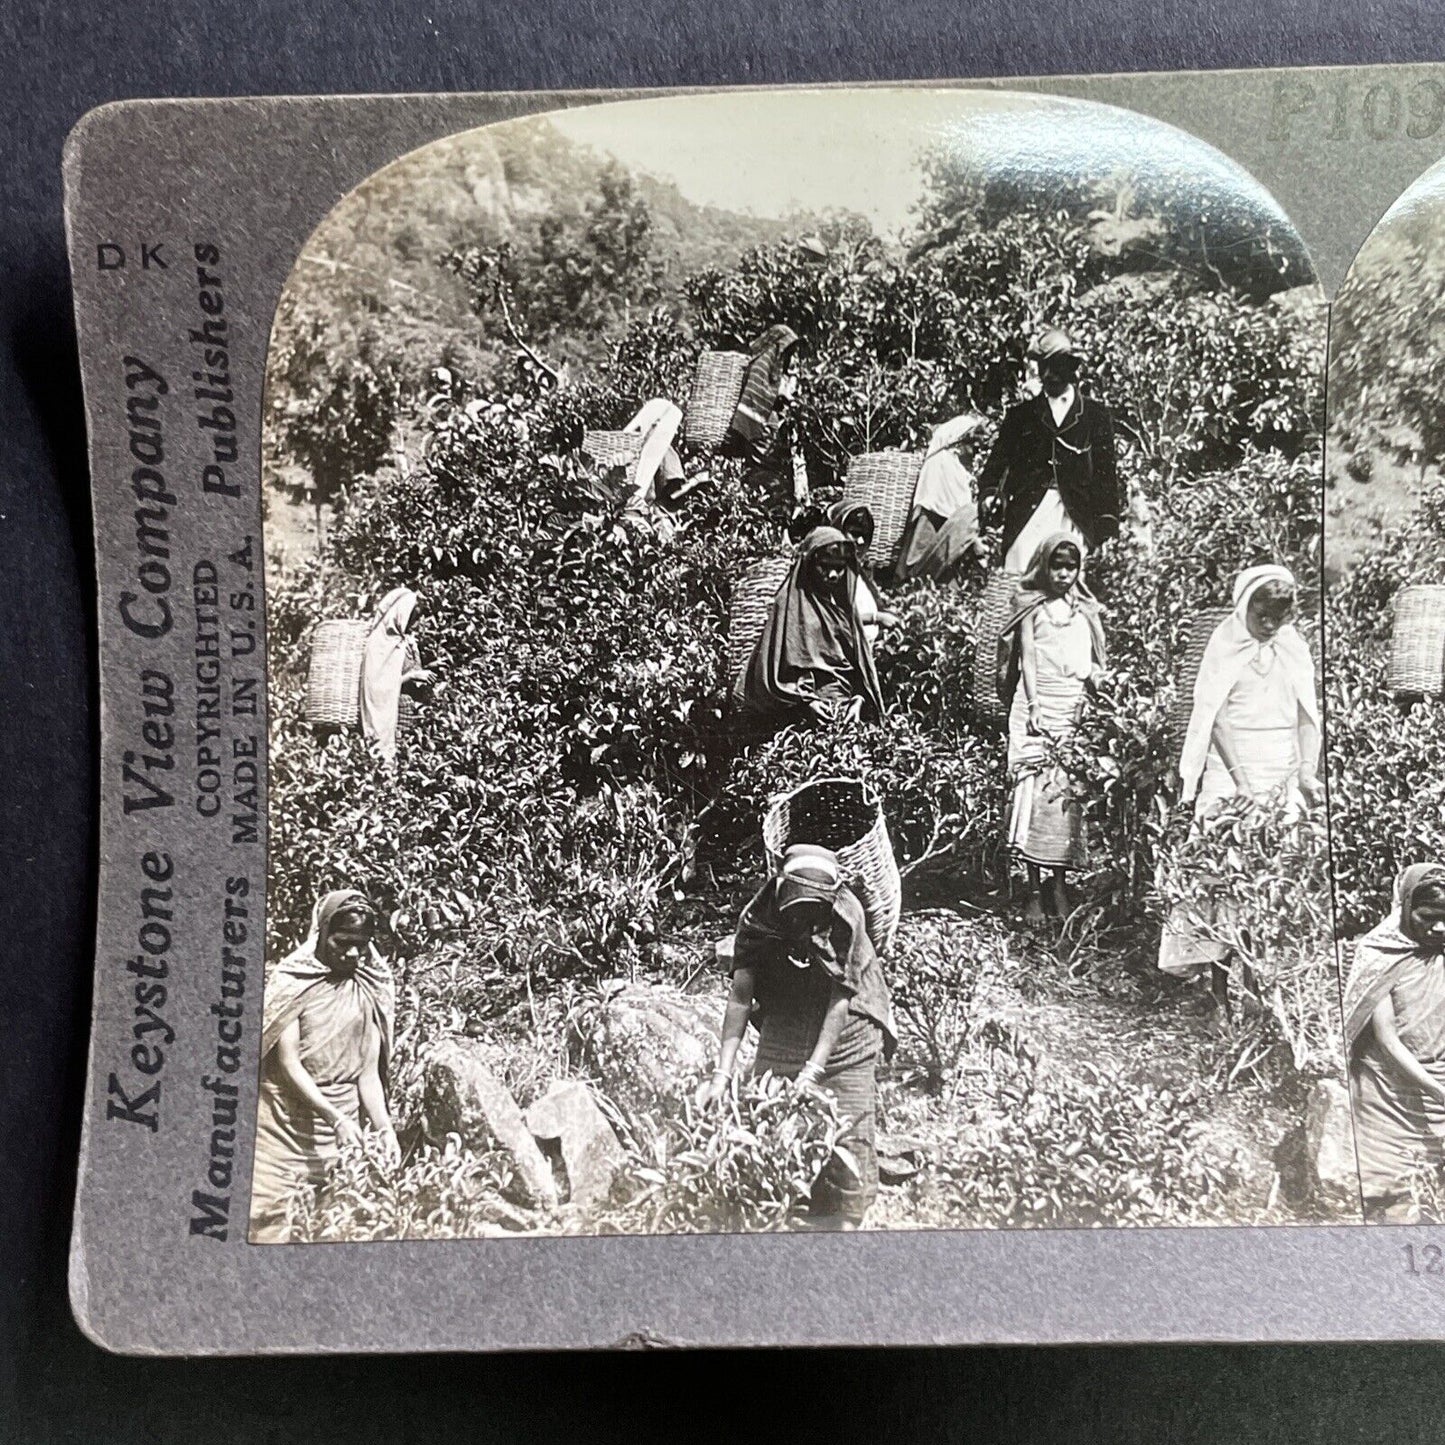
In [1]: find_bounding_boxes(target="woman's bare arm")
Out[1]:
[802,982,852,1079]
[273,1020,355,1134]
[1372,994,1445,1104]
[1296,700,1323,800]
[356,1025,395,1140]
[716,965,756,1078]
[699,965,757,1106]
[1209,716,1252,796]
[1020,613,1041,729]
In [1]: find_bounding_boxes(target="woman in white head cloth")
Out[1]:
[893,412,990,583]
[359,587,435,769]
[1158,564,1324,1008]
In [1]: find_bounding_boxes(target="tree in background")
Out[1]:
[1332,238,1445,485]
[446,162,667,373]
[270,315,402,546]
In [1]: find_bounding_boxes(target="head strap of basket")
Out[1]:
[761,777,901,953]
[684,350,749,452]
[970,570,1021,724]
[840,450,924,570]
[1388,584,1445,700]
[727,554,793,699]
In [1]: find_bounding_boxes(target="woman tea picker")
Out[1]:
[826,501,900,647]
[726,324,804,504]
[1344,864,1445,1222]
[996,536,1107,923]
[250,891,397,1242]
[893,412,990,584]
[700,844,898,1228]
[359,587,436,770]
[1158,565,1323,1012]
[740,525,885,729]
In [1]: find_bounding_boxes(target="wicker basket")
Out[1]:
[839,450,924,570]
[305,619,369,728]
[1168,608,1232,750]
[1388,584,1445,699]
[762,777,902,954]
[684,350,748,451]
[970,570,1021,725]
[307,622,426,732]
[582,429,644,473]
[727,554,793,700]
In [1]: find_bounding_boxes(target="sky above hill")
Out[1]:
[546,87,1280,239]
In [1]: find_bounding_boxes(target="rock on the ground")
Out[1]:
[568,981,743,1120]
[1305,1078,1358,1209]
[421,1038,558,1209]
[526,1080,626,1208]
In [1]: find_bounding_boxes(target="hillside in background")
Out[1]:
[1328,203,1445,581]
[274,116,799,398]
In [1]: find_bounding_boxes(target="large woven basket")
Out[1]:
[762,777,902,954]
[582,429,644,473]
[305,619,369,728]
[970,570,1021,725]
[1168,608,1232,752]
[840,450,924,570]
[307,622,423,732]
[684,350,748,451]
[727,554,793,700]
[1388,584,1445,699]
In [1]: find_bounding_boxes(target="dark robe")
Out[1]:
[975,391,1123,558]
[732,876,897,1223]
[740,526,885,726]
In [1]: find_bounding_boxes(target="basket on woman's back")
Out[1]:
[762,777,901,954]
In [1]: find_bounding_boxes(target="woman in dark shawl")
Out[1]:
[740,525,885,727]
[699,844,897,1227]
[250,889,397,1242]
[1345,863,1445,1221]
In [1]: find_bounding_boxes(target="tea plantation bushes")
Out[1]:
[1327,482,1445,935]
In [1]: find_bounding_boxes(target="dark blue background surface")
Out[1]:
[3,4,1442,1438]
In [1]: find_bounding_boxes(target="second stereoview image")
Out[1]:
[252,88,1350,1243]
[1327,156,1445,1227]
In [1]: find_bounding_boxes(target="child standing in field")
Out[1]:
[997,536,1107,923]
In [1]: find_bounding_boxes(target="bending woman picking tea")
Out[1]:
[1158,564,1324,1009]
[250,890,397,1242]
[1345,864,1445,1223]
[699,845,897,1228]
[360,587,437,770]
[740,525,885,729]
[997,535,1107,924]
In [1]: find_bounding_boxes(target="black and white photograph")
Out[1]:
[1326,156,1445,1226]
[253,88,1353,1244]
